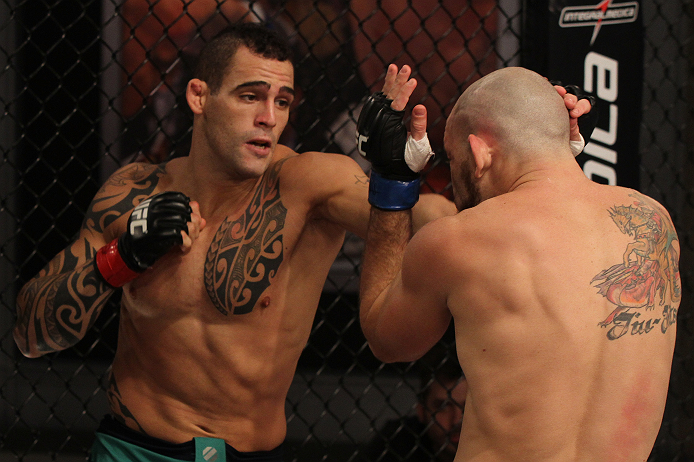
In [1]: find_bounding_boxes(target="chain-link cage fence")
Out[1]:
[0,0,691,461]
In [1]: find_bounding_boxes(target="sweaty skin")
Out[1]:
[13,50,454,452]
[359,67,679,462]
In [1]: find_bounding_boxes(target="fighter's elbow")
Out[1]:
[366,337,422,364]
[367,323,446,364]
[13,327,39,358]
[368,345,402,364]
[361,310,414,363]
[13,322,52,358]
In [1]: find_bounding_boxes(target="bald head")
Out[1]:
[447,67,570,158]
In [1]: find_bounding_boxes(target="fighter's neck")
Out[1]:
[166,156,263,217]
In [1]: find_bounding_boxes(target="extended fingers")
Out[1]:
[391,79,417,111]
[570,98,592,119]
[181,201,205,251]
[383,65,417,111]
[382,64,399,96]
[562,91,578,111]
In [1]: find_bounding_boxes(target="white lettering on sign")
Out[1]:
[583,52,619,185]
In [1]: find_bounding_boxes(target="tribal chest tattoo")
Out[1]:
[204,162,287,315]
[592,193,681,340]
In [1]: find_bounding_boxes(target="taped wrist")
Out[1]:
[570,134,585,157]
[369,171,420,211]
[404,135,435,172]
[94,238,141,288]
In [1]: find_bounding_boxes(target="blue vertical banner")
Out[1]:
[522,0,643,188]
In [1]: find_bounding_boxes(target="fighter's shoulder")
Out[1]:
[407,211,471,258]
[597,185,671,216]
[412,199,514,255]
[610,187,677,229]
[275,145,365,181]
[99,161,168,193]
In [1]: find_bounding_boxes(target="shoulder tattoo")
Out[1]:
[204,161,287,315]
[591,192,681,340]
[83,163,166,234]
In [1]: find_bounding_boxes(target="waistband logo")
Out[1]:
[559,0,639,45]
[203,446,218,462]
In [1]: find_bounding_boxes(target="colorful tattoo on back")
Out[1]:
[204,161,287,315]
[592,192,681,340]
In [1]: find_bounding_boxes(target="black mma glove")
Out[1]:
[357,92,428,210]
[95,191,192,287]
[551,81,599,154]
[563,84,599,143]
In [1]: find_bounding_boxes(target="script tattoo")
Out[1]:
[204,161,287,315]
[107,371,147,434]
[591,193,681,340]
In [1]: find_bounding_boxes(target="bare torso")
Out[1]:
[442,177,679,461]
[109,152,348,451]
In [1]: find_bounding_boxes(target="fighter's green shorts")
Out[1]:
[89,416,284,462]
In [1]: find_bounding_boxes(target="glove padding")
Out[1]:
[118,191,192,271]
[357,92,434,210]
[357,92,414,181]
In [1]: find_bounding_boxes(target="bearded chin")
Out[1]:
[454,164,481,211]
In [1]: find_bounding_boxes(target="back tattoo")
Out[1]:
[204,161,287,315]
[592,192,681,340]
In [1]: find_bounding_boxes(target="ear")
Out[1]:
[468,133,492,179]
[186,79,208,115]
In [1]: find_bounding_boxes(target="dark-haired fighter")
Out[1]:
[359,66,679,462]
[14,23,452,462]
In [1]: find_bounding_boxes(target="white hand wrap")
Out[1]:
[404,134,435,172]
[570,134,585,157]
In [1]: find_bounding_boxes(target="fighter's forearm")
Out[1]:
[14,246,115,358]
[359,208,412,342]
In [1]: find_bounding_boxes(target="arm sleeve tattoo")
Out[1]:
[14,164,165,357]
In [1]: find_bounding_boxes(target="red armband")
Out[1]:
[95,239,140,288]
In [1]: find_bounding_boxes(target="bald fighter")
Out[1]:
[359,67,680,461]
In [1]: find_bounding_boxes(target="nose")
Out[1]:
[256,100,277,128]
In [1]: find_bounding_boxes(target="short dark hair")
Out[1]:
[194,22,293,94]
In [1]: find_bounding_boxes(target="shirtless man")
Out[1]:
[13,23,453,462]
[13,22,590,461]
[359,67,680,461]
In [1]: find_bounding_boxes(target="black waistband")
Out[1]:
[96,415,284,461]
